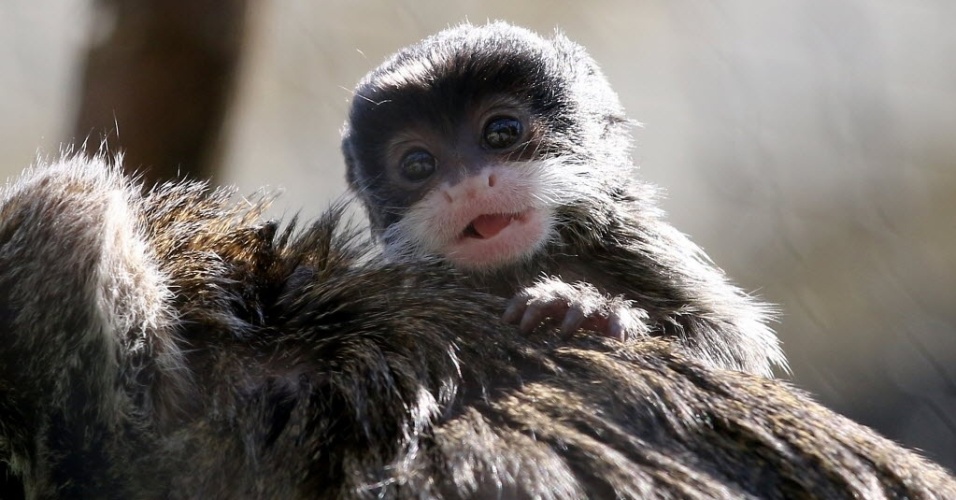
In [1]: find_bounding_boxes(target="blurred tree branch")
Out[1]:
[73,0,249,184]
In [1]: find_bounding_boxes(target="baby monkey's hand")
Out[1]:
[502,277,649,341]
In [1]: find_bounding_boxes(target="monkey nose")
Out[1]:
[441,173,494,203]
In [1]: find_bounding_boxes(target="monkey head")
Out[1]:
[342,22,635,271]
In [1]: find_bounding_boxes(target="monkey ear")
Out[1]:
[341,131,360,190]
[341,131,386,236]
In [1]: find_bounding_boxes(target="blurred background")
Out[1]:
[1,0,954,470]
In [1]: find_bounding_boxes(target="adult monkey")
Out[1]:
[0,155,952,498]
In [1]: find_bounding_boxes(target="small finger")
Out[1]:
[559,307,587,337]
[519,304,551,334]
[607,315,627,342]
[502,297,529,324]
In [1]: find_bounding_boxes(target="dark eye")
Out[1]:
[483,116,523,150]
[399,149,437,182]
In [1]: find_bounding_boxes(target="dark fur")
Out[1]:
[342,22,785,377]
[0,155,953,498]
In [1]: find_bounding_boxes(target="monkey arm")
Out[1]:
[502,275,651,340]
[549,194,787,377]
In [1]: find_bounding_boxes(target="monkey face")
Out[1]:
[343,22,633,271]
[371,95,562,270]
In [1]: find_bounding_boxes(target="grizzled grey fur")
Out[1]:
[0,154,954,498]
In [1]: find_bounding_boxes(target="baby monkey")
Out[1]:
[343,22,785,377]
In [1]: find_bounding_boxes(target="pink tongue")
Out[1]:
[471,213,513,239]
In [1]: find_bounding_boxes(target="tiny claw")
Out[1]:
[519,304,551,334]
[559,307,586,337]
[502,298,528,324]
[607,316,627,342]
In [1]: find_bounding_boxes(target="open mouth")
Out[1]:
[445,208,548,270]
[461,212,528,240]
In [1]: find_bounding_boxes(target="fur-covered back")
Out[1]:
[0,155,953,498]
